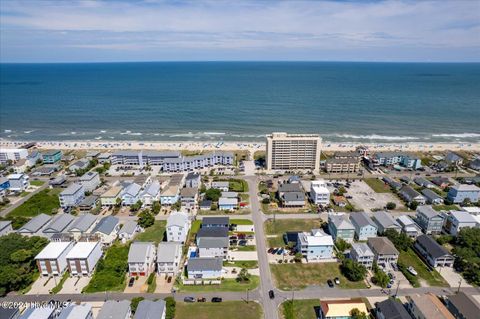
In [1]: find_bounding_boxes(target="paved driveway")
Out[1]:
[124,275,148,293]
[27,276,56,295]
[59,276,91,294]
[436,267,472,288]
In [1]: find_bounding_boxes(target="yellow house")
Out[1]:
[100,186,122,206]
[319,299,368,319]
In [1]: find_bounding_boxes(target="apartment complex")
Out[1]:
[266,132,321,171]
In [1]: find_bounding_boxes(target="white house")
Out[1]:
[157,242,182,276]
[59,183,85,209]
[350,242,374,269]
[35,241,75,276]
[67,213,97,241]
[310,180,330,206]
[447,211,478,236]
[66,241,103,276]
[91,216,120,245]
[160,185,180,205]
[141,182,160,206]
[122,183,142,206]
[218,197,238,210]
[349,212,378,241]
[16,213,51,236]
[211,181,229,192]
[79,171,101,193]
[197,237,229,259]
[0,148,28,164]
[128,242,156,277]
[187,257,223,279]
[296,229,334,262]
[166,211,190,243]
[118,220,142,242]
[7,173,29,192]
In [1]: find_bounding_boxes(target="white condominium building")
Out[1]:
[310,180,330,205]
[0,148,28,164]
[266,132,321,171]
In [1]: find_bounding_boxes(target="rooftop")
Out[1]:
[350,212,377,229]
[351,242,374,257]
[35,241,72,260]
[96,300,131,319]
[101,186,122,198]
[18,213,51,232]
[157,242,181,263]
[417,205,441,219]
[368,237,399,255]
[128,242,154,263]
[320,299,368,317]
[416,235,450,259]
[66,242,100,259]
[198,237,229,249]
[167,211,189,228]
[118,220,138,235]
[408,293,455,319]
[187,257,223,272]
[449,211,477,223]
[202,217,229,226]
[447,292,480,319]
[60,183,84,196]
[91,215,119,235]
[376,298,411,319]
[134,300,166,319]
[451,184,480,192]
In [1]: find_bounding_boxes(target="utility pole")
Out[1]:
[246,288,249,303]
[394,280,400,298]
[457,278,462,293]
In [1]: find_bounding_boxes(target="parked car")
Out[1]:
[277,248,284,255]
[197,297,206,302]
[128,277,135,287]
[334,277,340,285]
[272,248,278,254]
[327,279,334,288]
[269,290,275,299]
[391,263,398,271]
[184,297,196,303]
[167,276,172,283]
[211,297,223,303]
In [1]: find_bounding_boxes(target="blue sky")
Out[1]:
[1,0,479,62]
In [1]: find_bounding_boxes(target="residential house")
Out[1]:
[97,300,131,319]
[157,242,182,275]
[373,211,401,234]
[0,220,13,236]
[166,211,190,243]
[134,300,166,319]
[383,177,402,191]
[350,212,378,241]
[79,171,100,193]
[49,175,67,188]
[91,216,120,245]
[445,152,463,165]
[118,220,141,242]
[100,186,123,207]
[35,241,75,276]
[318,299,369,319]
[202,217,229,228]
[399,185,426,205]
[57,304,93,319]
[278,182,303,194]
[86,151,100,160]
[67,213,97,241]
[78,195,99,212]
[121,183,142,206]
[375,298,412,319]
[367,237,399,266]
[416,206,445,235]
[400,176,411,184]
[128,242,156,276]
[333,195,348,207]
[7,173,29,192]
[431,177,450,189]
[446,211,478,236]
[66,241,103,276]
[421,189,444,205]
[296,229,334,261]
[199,200,212,210]
[160,185,180,205]
[32,165,59,177]
[26,150,41,167]
[97,153,111,164]
[42,150,62,164]
[187,257,223,279]
[414,235,454,268]
[69,160,89,172]
[0,177,10,192]
[350,242,374,269]
[310,180,330,206]
[180,187,198,210]
[211,181,229,192]
[0,307,19,319]
[414,177,435,189]
[447,184,480,203]
[13,159,28,173]
[396,215,422,238]
[469,158,480,171]
[219,197,238,210]
[42,213,75,238]
[185,172,201,188]
[197,237,229,259]
[445,292,480,319]
[328,214,355,243]
[59,183,85,210]
[406,293,455,319]
[19,307,56,319]
[141,181,160,206]
[401,156,422,170]
[196,227,229,244]
[16,213,51,236]
[221,191,238,198]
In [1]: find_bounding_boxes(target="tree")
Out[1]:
[130,297,144,314]
[452,228,480,286]
[337,186,347,196]
[409,200,419,210]
[115,197,122,207]
[335,238,351,252]
[340,259,367,282]
[205,188,221,201]
[262,198,270,204]
[172,200,181,211]
[10,249,32,263]
[130,200,143,212]
[383,229,412,252]
[151,201,161,215]
[138,211,155,228]
[372,263,390,288]
[350,308,368,319]
[294,252,303,263]
[165,296,176,319]
[236,268,251,282]
[386,202,396,210]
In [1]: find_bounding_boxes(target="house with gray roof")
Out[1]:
[121,182,142,206]
[445,292,480,319]
[202,217,229,228]
[219,197,239,210]
[382,177,402,191]
[328,214,355,243]
[187,257,223,279]
[396,215,422,238]
[57,304,92,319]
[166,211,190,243]
[350,212,378,241]
[79,171,100,193]
[414,234,454,267]
[350,242,374,269]
[447,184,480,204]
[211,181,229,192]
[91,215,120,245]
[133,300,166,319]
[376,298,412,319]
[17,213,51,236]
[59,183,85,210]
[67,213,97,240]
[399,185,426,205]
[97,300,131,319]
[157,242,182,275]
[414,177,435,189]
[421,189,444,205]
[78,195,99,212]
[469,158,480,171]
[128,242,156,277]
[373,211,401,234]
[0,220,13,237]
[431,176,450,189]
[118,220,141,242]
[281,191,305,207]
[196,227,229,244]
[445,151,463,165]
[367,237,399,266]
[185,172,201,188]
[197,237,229,259]
[447,211,478,235]
[141,181,160,206]
[180,187,198,210]
[278,182,303,194]
[42,214,75,238]
[416,206,445,234]
[69,159,89,172]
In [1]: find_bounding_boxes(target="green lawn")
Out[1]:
[433,204,460,211]
[265,218,322,248]
[51,272,69,294]
[240,193,250,201]
[281,299,318,319]
[135,221,166,244]
[198,209,251,215]
[270,263,367,290]
[7,188,61,218]
[398,248,448,287]
[83,243,129,293]
[231,219,253,225]
[223,260,258,269]
[30,180,45,186]
[364,178,392,193]
[177,276,259,292]
[229,179,249,192]
[20,191,30,197]
[176,301,262,319]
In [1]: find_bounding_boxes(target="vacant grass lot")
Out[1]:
[224,260,258,269]
[398,248,448,287]
[231,219,253,225]
[7,188,61,218]
[281,299,319,319]
[433,204,460,211]
[265,219,322,248]
[177,276,259,292]
[270,263,367,290]
[198,209,251,215]
[30,180,45,187]
[176,301,262,319]
[364,178,392,193]
[135,221,166,244]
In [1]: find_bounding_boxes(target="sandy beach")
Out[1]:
[1,139,480,154]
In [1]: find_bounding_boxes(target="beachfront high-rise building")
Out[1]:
[266,132,321,172]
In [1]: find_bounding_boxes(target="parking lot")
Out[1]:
[346,180,405,212]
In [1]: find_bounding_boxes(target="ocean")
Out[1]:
[1,62,479,143]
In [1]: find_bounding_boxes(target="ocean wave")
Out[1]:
[334,134,419,141]
[432,133,480,138]
[203,132,226,135]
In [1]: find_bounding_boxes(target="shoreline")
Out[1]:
[1,139,480,153]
